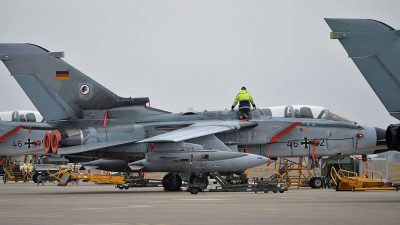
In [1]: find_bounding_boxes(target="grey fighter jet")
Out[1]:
[326,18,400,152]
[0,44,386,191]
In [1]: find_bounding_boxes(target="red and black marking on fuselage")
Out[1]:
[0,125,24,143]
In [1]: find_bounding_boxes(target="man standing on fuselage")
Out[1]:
[231,87,256,120]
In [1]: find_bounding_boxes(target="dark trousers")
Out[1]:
[239,108,250,119]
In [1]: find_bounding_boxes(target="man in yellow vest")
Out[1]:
[231,87,256,119]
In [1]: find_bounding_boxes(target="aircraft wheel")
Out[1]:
[189,187,199,195]
[32,173,38,183]
[309,177,323,189]
[162,173,182,191]
[37,174,45,185]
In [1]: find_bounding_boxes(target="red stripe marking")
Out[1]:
[310,139,321,161]
[56,74,69,77]
[270,122,301,144]
[0,125,24,143]
[103,111,108,128]
[267,143,271,158]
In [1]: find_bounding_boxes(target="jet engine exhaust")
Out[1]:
[385,124,400,151]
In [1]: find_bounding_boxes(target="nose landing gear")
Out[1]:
[187,173,209,194]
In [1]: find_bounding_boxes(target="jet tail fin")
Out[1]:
[325,18,400,119]
[0,43,149,122]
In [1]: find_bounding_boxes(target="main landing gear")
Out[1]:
[162,172,182,191]
[162,172,209,194]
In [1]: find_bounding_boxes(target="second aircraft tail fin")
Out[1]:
[325,18,400,119]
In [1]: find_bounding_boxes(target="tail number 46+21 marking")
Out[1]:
[12,139,43,148]
[287,138,325,149]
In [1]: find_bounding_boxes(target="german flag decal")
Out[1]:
[56,71,70,80]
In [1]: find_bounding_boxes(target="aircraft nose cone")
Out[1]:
[375,127,386,145]
[245,154,269,168]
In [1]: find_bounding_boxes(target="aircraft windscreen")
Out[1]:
[260,105,352,122]
[327,112,352,122]
[264,105,328,119]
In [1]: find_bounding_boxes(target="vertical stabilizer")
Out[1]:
[0,44,143,122]
[325,18,400,119]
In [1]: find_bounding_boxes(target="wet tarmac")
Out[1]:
[0,183,399,225]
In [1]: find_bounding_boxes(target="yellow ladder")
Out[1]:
[274,157,313,188]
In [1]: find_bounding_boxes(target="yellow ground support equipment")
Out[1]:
[330,167,398,191]
[1,156,31,183]
[49,168,125,186]
[274,157,314,188]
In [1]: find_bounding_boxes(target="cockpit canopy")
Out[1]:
[0,111,43,122]
[259,105,352,122]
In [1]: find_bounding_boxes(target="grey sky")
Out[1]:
[0,0,399,128]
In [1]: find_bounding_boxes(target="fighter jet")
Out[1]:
[0,109,267,189]
[0,43,386,191]
[325,18,400,152]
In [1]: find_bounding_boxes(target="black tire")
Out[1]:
[32,173,38,183]
[309,177,323,189]
[189,187,199,195]
[162,173,182,191]
[37,174,45,184]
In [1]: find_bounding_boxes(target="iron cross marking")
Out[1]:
[24,139,34,148]
[300,137,312,149]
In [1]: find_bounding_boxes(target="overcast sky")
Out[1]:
[0,0,399,128]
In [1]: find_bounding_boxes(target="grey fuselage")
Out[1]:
[0,106,383,161]
[24,107,382,160]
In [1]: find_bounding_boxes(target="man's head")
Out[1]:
[241,86,247,90]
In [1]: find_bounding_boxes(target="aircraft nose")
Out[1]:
[245,154,269,168]
[375,127,386,146]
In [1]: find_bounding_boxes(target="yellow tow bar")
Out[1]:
[49,168,125,186]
